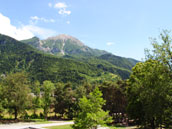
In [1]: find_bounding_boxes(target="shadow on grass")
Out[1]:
[0,119,35,124]
[0,118,72,124]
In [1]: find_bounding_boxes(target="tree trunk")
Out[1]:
[34,108,36,115]
[44,108,48,120]
[151,117,155,129]
[91,126,97,129]
[14,107,18,120]
[54,113,57,118]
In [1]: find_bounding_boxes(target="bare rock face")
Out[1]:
[51,47,61,53]
[47,34,85,47]
[22,34,108,56]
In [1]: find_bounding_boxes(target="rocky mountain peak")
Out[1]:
[22,34,108,56]
[46,34,85,47]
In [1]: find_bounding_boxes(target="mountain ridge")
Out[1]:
[22,34,139,71]
[22,35,109,56]
[0,33,137,85]
[47,34,85,47]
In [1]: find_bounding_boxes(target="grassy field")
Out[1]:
[45,125,73,129]
[1,108,56,120]
[45,124,136,129]
[32,119,54,124]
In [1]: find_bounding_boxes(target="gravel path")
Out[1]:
[0,121,136,129]
[0,121,74,129]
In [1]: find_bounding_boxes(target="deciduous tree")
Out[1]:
[42,80,55,119]
[54,83,76,119]
[100,81,127,123]
[144,30,172,128]
[2,72,31,119]
[73,87,112,129]
[32,80,42,117]
[127,60,171,129]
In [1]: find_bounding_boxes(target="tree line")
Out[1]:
[0,72,126,121]
[0,31,172,129]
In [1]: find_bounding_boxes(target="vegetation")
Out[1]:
[72,87,112,129]
[1,72,31,119]
[0,72,124,122]
[54,83,76,119]
[0,34,136,86]
[45,125,73,129]
[127,60,171,128]
[42,80,55,119]
[0,31,172,129]
[100,81,127,122]
[32,81,42,116]
[98,54,138,71]
[64,56,133,80]
[127,31,172,129]
[45,124,136,129]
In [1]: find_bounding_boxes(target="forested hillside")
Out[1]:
[0,34,136,85]
[21,34,139,81]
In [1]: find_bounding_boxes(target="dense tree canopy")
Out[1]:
[100,81,127,123]
[54,83,76,119]
[0,83,4,117]
[1,72,31,119]
[127,59,172,129]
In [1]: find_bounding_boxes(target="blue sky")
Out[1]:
[0,0,172,60]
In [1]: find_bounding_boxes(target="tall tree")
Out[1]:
[2,72,31,119]
[42,80,55,119]
[54,83,76,119]
[144,30,172,128]
[145,30,172,75]
[73,87,112,129]
[100,81,127,123]
[0,83,4,117]
[32,80,42,116]
[127,60,171,129]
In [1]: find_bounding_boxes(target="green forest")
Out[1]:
[0,31,172,129]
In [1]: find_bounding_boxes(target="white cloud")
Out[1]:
[106,42,114,46]
[53,2,71,16]
[31,16,39,20]
[66,21,70,24]
[54,2,67,8]
[0,13,57,40]
[0,13,34,40]
[59,9,71,15]
[48,3,52,7]
[30,16,55,24]
[23,25,57,39]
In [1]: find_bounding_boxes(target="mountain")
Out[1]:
[22,34,108,57]
[22,34,139,72]
[98,54,138,71]
[0,34,134,86]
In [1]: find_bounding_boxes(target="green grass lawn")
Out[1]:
[33,119,54,124]
[45,125,73,129]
